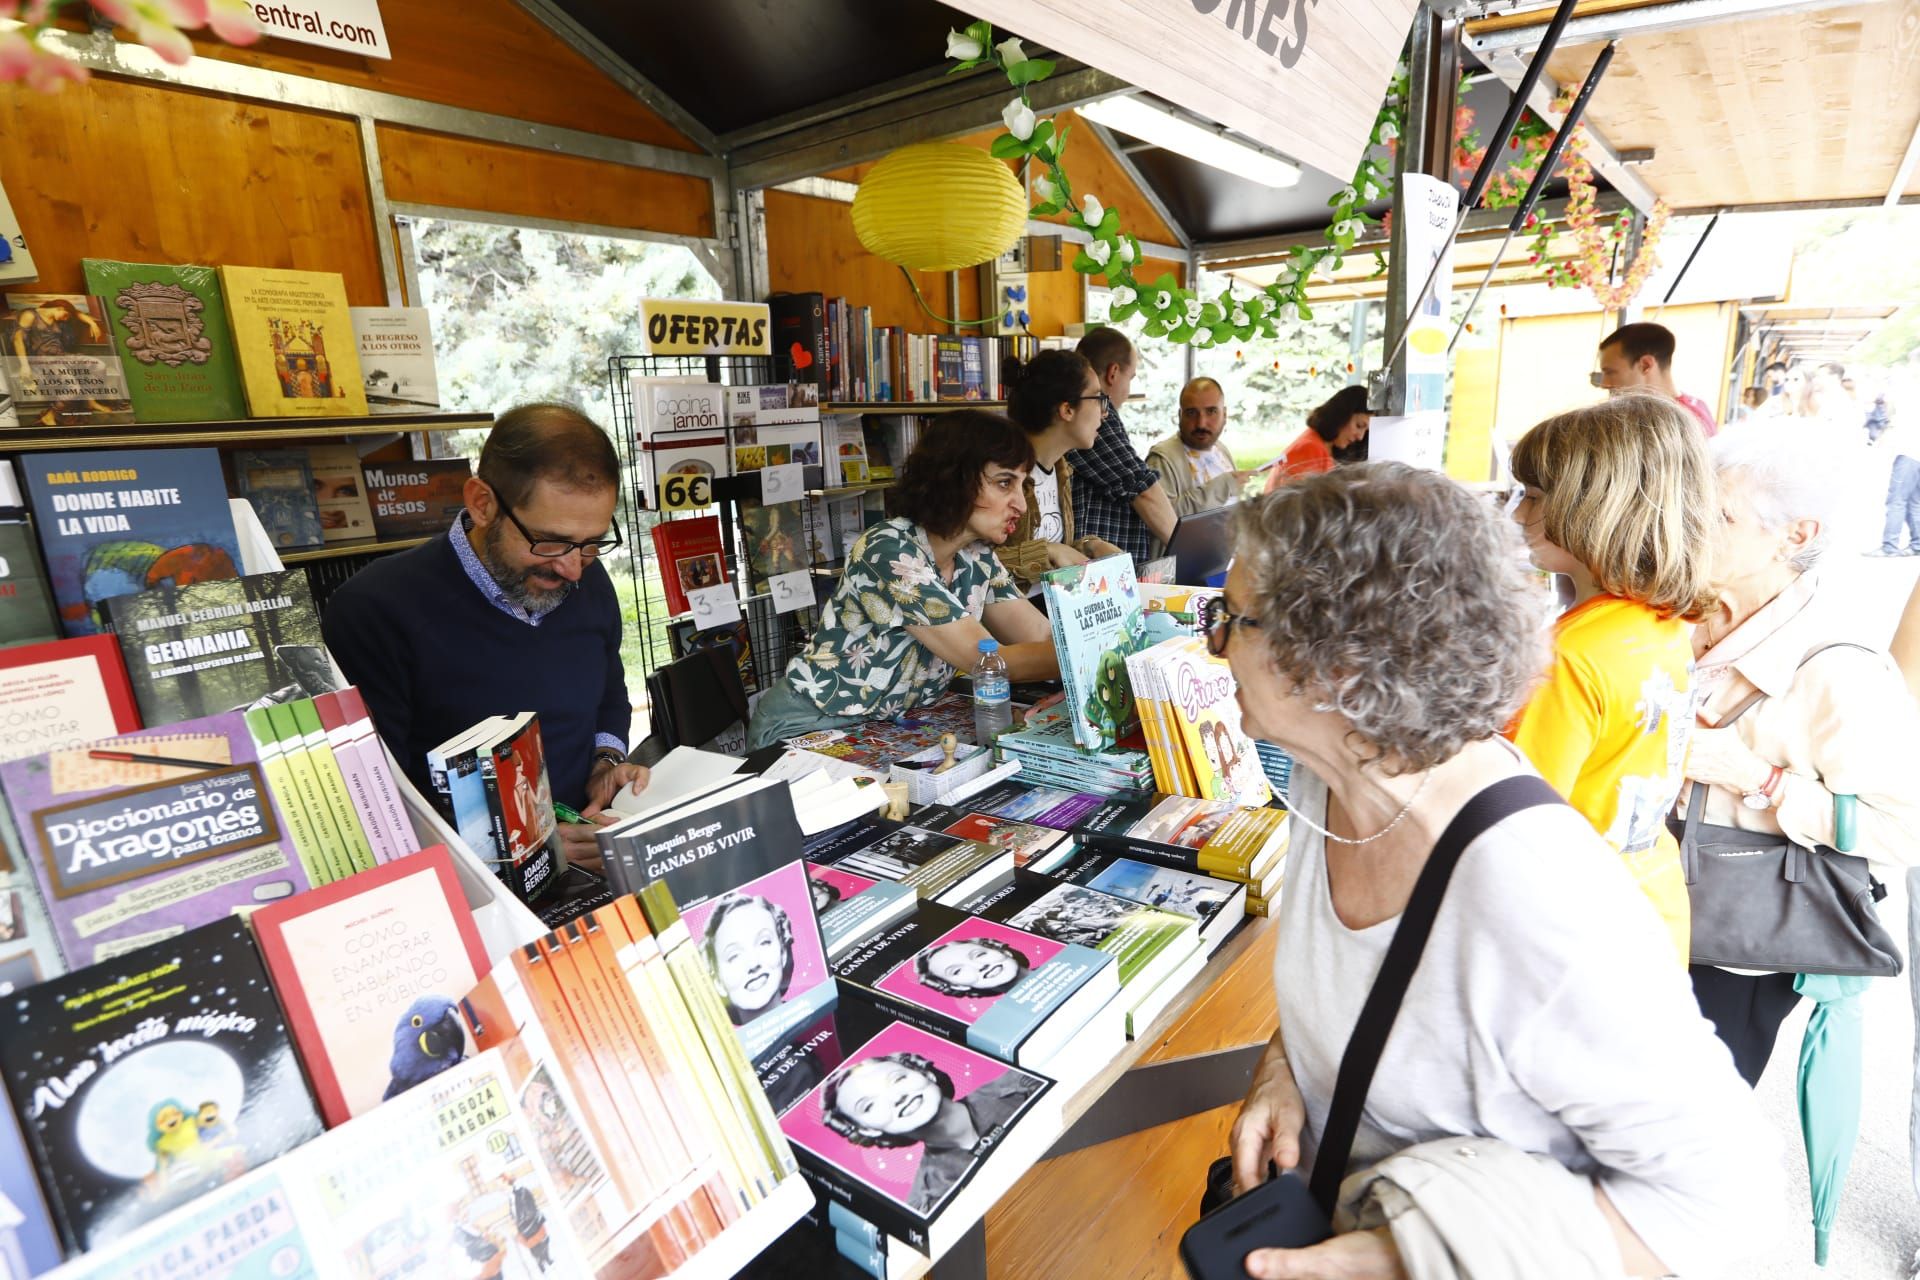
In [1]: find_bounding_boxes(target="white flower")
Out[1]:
[1192,329,1214,347]
[1081,194,1104,226]
[1274,265,1297,286]
[1032,173,1056,203]
[1153,290,1172,311]
[1378,120,1399,143]
[946,28,984,60]
[1003,97,1036,140]
[889,552,938,588]
[1336,185,1357,204]
[1184,298,1203,325]
[1332,219,1356,239]
[1117,238,1135,263]
[1111,285,1137,308]
[1086,239,1112,267]
[995,36,1028,65]
[1231,306,1249,327]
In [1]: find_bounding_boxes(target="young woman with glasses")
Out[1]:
[995,350,1125,593]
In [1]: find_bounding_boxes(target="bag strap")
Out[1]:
[1307,774,1562,1215]
[1680,641,1875,861]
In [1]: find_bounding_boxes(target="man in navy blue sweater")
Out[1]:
[324,403,648,869]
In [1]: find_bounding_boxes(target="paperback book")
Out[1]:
[104,567,339,726]
[0,1099,59,1278]
[231,448,325,551]
[0,709,313,970]
[363,459,470,539]
[1044,851,1247,949]
[80,259,247,422]
[807,861,918,959]
[958,779,1110,832]
[0,497,61,645]
[306,443,377,542]
[1129,635,1271,807]
[20,446,241,638]
[908,805,1075,869]
[808,824,1013,907]
[0,916,324,1254]
[217,265,368,417]
[767,292,827,388]
[832,898,1117,1069]
[349,305,440,413]
[251,845,488,1127]
[779,1019,1057,1256]
[633,375,728,511]
[0,293,135,427]
[1040,554,1147,750]
[1076,792,1289,888]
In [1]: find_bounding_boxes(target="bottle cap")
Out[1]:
[977,638,999,653]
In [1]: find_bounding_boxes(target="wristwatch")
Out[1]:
[1742,765,1785,811]
[593,749,628,771]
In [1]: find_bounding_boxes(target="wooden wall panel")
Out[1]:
[177,0,698,151]
[1025,269,1082,338]
[0,77,383,302]
[764,191,981,334]
[379,126,715,238]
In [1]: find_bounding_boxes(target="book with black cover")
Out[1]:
[1043,851,1247,949]
[768,292,826,388]
[808,823,1013,907]
[831,898,1116,1069]
[103,567,339,725]
[0,916,323,1254]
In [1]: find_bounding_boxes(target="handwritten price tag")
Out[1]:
[687,584,740,628]
[761,463,804,505]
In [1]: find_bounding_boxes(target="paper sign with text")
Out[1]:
[640,299,772,357]
[249,0,390,58]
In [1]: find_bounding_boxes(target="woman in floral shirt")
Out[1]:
[747,411,1063,748]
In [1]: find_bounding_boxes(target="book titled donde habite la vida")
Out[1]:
[217,265,368,417]
[20,447,243,638]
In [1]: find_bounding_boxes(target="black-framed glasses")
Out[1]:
[1202,596,1262,657]
[497,496,623,559]
[1071,391,1111,406]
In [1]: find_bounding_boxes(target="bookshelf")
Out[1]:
[0,411,490,452]
[280,533,436,564]
[823,401,1007,414]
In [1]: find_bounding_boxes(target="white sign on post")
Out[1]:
[1366,412,1447,472]
[1397,173,1458,417]
[248,0,391,59]
[769,571,814,615]
[686,584,741,630]
[760,463,804,505]
[959,0,1419,180]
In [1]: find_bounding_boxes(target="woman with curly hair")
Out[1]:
[1261,384,1371,491]
[1505,395,1717,965]
[1219,464,1775,1278]
[746,411,1060,748]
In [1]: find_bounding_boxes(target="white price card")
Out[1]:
[769,570,814,615]
[686,583,741,629]
[761,462,804,504]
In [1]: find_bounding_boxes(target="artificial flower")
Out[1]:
[1081,194,1103,227]
[1111,285,1137,308]
[995,36,1027,65]
[1183,297,1203,325]
[1032,173,1056,204]
[205,0,261,43]
[946,28,984,60]
[1231,306,1249,327]
[1378,120,1399,143]
[1117,238,1135,263]
[1002,97,1036,141]
[1085,239,1112,267]
[1152,290,1173,312]
[0,28,87,90]
[1192,329,1214,347]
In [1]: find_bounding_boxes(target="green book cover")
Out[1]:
[1040,554,1147,750]
[291,697,375,873]
[244,704,331,886]
[267,700,351,884]
[80,259,247,423]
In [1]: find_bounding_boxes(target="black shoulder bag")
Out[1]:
[1186,774,1561,1274]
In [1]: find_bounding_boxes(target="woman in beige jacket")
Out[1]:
[1684,420,1920,1083]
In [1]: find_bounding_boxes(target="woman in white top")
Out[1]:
[1683,421,1920,1082]
[1219,464,1776,1279]
[996,350,1123,592]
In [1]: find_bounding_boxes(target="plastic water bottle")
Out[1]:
[972,638,1012,745]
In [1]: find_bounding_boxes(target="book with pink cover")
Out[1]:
[249,844,487,1127]
[319,686,418,862]
[779,1019,1058,1256]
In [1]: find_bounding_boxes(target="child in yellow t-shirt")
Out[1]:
[1505,395,1718,965]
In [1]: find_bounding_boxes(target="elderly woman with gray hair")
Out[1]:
[1684,420,1920,1085]
[1220,463,1775,1280]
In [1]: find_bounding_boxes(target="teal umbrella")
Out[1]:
[1795,972,1872,1266]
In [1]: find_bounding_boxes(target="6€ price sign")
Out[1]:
[657,470,714,511]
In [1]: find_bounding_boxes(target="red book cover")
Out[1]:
[249,844,487,1127]
[650,516,728,617]
[0,634,141,760]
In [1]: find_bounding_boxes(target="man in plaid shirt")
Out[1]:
[1067,328,1178,566]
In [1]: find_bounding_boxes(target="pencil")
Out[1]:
[87,749,229,771]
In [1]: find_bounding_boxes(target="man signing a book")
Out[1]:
[325,403,648,872]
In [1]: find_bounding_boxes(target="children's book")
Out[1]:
[1131,636,1271,807]
[19,447,241,638]
[1040,554,1147,750]
[217,266,367,417]
[80,259,247,422]
[0,916,323,1254]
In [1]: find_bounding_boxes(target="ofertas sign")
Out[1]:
[958,0,1418,180]
[250,0,391,59]
[640,299,773,357]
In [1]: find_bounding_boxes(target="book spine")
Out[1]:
[793,1148,930,1255]
[836,1230,887,1280]
[1075,828,1207,872]
[299,711,377,874]
[330,731,398,864]
[477,752,523,899]
[358,733,420,858]
[280,722,353,884]
[828,1198,882,1247]
[836,981,968,1052]
[244,707,331,886]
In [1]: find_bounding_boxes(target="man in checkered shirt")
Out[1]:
[1066,327,1178,566]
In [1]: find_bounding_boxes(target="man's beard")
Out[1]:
[482,518,577,613]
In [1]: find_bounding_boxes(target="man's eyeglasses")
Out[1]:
[1072,391,1111,406]
[1202,596,1263,658]
[497,496,623,559]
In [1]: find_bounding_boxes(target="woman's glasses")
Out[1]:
[1202,596,1263,657]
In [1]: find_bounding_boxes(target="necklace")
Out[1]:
[1282,769,1433,846]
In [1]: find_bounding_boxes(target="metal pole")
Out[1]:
[1446,41,1618,355]
[1658,212,1721,306]
[1380,2,1458,415]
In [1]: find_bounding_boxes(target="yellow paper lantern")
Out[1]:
[852,142,1027,272]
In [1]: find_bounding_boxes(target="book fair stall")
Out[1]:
[0,0,1912,1277]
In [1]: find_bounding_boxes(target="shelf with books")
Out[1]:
[805,479,895,499]
[823,401,1008,414]
[279,533,437,564]
[0,411,491,453]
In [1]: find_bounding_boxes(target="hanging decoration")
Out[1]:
[1533,91,1672,308]
[851,141,1029,271]
[1,0,260,92]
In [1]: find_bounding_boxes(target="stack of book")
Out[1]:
[1127,635,1273,809]
[993,706,1154,794]
[1074,792,1289,918]
[426,712,567,903]
[766,290,1035,403]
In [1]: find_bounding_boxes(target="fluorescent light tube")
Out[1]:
[1079,95,1301,188]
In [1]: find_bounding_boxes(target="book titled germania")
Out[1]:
[80,259,247,422]
[104,567,339,726]
[0,915,323,1254]
[217,265,368,417]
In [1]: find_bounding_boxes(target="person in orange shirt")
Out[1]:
[1262,386,1371,492]
[1506,394,1718,964]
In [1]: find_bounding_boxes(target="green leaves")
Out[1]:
[1006,57,1057,86]
[990,132,1029,159]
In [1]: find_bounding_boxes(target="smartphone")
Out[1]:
[1179,1172,1332,1280]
